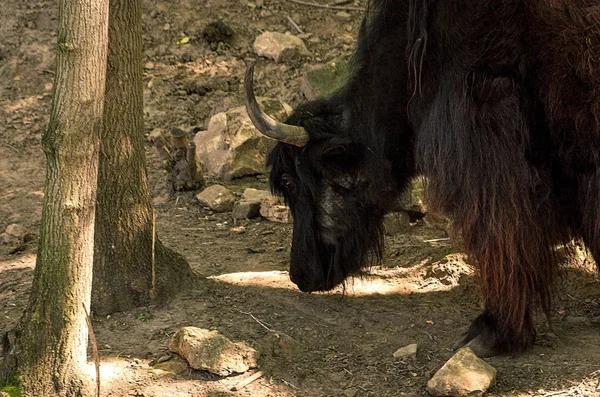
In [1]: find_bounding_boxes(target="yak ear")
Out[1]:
[318,138,362,177]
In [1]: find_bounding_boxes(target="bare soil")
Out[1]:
[1,0,599,396]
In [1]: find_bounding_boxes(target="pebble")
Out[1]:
[335,11,352,22]
[393,343,418,359]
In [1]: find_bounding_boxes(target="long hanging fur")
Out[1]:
[407,0,577,351]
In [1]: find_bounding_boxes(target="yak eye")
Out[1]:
[281,174,295,190]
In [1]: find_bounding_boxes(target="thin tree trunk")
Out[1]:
[16,0,109,395]
[93,0,194,316]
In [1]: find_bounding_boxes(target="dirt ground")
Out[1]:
[1,0,600,396]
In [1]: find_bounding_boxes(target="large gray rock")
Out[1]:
[300,60,350,100]
[169,327,258,376]
[426,347,496,397]
[194,99,292,180]
[196,185,236,213]
[253,31,311,63]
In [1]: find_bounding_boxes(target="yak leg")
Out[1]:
[417,75,562,357]
[577,172,600,270]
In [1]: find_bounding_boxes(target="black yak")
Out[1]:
[244,0,600,357]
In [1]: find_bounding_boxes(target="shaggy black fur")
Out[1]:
[266,0,600,357]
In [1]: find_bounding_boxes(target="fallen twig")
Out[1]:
[423,237,450,243]
[329,0,352,4]
[83,303,101,397]
[288,0,364,11]
[286,15,304,34]
[151,209,157,301]
[230,370,265,391]
[281,378,299,389]
[239,310,274,332]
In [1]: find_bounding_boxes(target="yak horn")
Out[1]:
[244,62,309,147]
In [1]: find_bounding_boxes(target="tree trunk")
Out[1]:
[16,0,109,395]
[92,0,194,316]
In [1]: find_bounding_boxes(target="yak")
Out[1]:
[244,0,600,357]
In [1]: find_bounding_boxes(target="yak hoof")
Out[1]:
[453,333,505,358]
[453,316,508,358]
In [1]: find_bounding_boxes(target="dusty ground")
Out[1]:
[1,0,600,396]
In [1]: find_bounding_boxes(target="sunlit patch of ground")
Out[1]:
[85,357,295,396]
[209,253,474,296]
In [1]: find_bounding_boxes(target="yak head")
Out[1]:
[245,63,396,293]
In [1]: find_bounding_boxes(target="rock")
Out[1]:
[196,185,236,212]
[383,212,410,235]
[232,189,273,219]
[344,388,358,397]
[2,224,26,245]
[335,11,352,22]
[393,343,417,359]
[253,32,310,63]
[144,62,155,70]
[300,60,350,100]
[169,327,258,376]
[153,355,189,375]
[147,128,165,143]
[242,188,271,203]
[426,347,496,397]
[260,196,291,223]
[194,99,292,180]
[232,201,261,220]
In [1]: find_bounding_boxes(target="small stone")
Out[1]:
[231,226,246,234]
[242,188,271,204]
[335,11,352,22]
[393,343,417,359]
[147,128,164,142]
[144,62,155,70]
[426,347,496,397]
[260,197,291,223]
[253,31,311,63]
[196,185,236,213]
[232,201,261,220]
[345,24,353,32]
[344,388,358,397]
[169,327,258,376]
[163,23,171,31]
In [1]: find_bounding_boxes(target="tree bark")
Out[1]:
[92,0,194,316]
[16,0,109,395]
